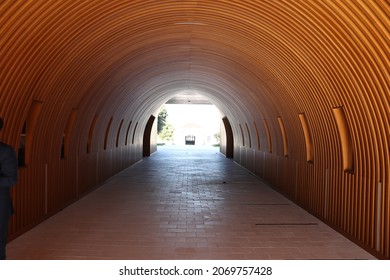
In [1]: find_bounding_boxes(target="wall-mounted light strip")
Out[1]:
[104,117,113,150]
[239,124,245,146]
[332,106,354,172]
[87,115,98,153]
[132,122,138,144]
[254,121,260,150]
[116,119,124,148]
[61,109,78,159]
[125,121,132,146]
[298,113,314,163]
[263,119,272,153]
[245,123,252,148]
[19,100,43,166]
[277,117,288,157]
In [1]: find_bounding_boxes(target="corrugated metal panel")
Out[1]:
[0,0,387,259]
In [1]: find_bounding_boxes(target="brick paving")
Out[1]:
[7,146,375,259]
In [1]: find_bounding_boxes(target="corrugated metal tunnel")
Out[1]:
[0,0,388,258]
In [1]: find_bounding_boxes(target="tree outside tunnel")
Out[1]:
[157,106,175,144]
[157,104,221,146]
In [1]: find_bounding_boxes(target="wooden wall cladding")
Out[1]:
[0,1,388,258]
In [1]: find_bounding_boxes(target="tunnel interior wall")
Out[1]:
[0,0,388,259]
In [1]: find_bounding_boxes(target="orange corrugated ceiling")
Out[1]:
[0,0,389,258]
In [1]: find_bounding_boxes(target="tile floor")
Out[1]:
[7,146,376,260]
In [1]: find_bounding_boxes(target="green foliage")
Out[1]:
[214,132,220,144]
[157,107,168,134]
[157,106,175,141]
[160,123,175,141]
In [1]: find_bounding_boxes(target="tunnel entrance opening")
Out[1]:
[156,103,221,147]
[142,90,234,159]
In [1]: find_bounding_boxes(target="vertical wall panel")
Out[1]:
[47,158,78,215]
[77,153,98,195]
[9,165,46,236]
[98,150,113,183]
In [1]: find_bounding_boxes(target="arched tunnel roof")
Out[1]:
[0,0,387,157]
[0,0,389,258]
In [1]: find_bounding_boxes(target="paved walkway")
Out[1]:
[7,146,375,259]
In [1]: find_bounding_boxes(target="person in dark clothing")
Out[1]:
[0,118,18,260]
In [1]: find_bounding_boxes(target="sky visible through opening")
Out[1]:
[158,104,221,146]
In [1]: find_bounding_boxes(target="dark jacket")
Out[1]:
[0,142,18,188]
